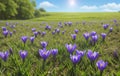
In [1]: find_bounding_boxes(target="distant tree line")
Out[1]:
[0,0,46,19]
[34,8,46,18]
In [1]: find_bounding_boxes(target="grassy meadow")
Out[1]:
[32,12,120,21]
[0,12,120,76]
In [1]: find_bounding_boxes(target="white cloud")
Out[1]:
[80,5,98,10]
[39,1,57,8]
[79,3,120,12]
[102,9,118,12]
[100,3,120,9]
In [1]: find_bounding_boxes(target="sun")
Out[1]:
[69,0,76,7]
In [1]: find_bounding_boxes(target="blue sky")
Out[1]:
[36,0,120,12]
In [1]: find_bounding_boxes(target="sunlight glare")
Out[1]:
[69,0,76,7]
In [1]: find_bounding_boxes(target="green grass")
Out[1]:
[32,12,120,21]
[0,12,120,76]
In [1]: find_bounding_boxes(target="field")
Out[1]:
[0,12,120,76]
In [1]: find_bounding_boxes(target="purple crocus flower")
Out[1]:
[71,34,77,40]
[96,60,108,71]
[3,30,8,37]
[2,27,7,31]
[58,23,61,27]
[82,21,86,25]
[9,48,13,55]
[21,36,28,44]
[52,31,56,35]
[10,25,15,28]
[68,22,72,26]
[74,29,79,34]
[6,22,9,26]
[9,32,13,37]
[48,26,51,30]
[87,50,99,61]
[64,22,67,26]
[41,41,48,48]
[13,30,16,33]
[62,31,65,34]
[59,25,63,28]
[76,50,85,57]
[101,33,107,41]
[45,25,49,30]
[56,29,60,34]
[65,44,77,54]
[83,32,90,40]
[113,50,118,58]
[39,49,51,61]
[90,31,97,36]
[109,27,113,32]
[59,22,62,25]
[30,37,35,44]
[41,32,46,36]
[38,31,41,35]
[51,49,58,56]
[45,25,51,30]
[113,19,117,23]
[32,28,36,32]
[33,31,38,37]
[103,24,109,30]
[19,50,28,61]
[91,35,98,42]
[70,54,81,64]
[0,51,9,61]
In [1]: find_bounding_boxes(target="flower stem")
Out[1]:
[24,43,25,50]
[53,56,56,67]
[100,70,103,76]
[42,60,46,71]
[73,64,76,76]
[0,62,1,69]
